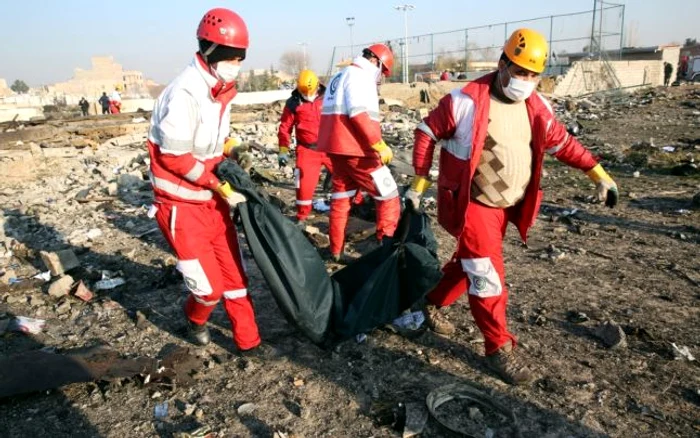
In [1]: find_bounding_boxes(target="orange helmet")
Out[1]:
[366,43,394,76]
[503,28,548,74]
[297,70,319,96]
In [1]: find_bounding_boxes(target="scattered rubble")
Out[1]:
[47,275,74,298]
[40,249,80,276]
[595,321,628,350]
[0,85,698,437]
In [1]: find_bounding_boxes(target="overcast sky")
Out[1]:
[0,0,697,87]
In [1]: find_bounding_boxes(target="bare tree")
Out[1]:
[280,50,310,75]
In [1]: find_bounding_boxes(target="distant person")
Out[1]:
[109,85,122,114]
[277,69,331,226]
[78,97,89,117]
[664,62,673,87]
[680,55,689,79]
[457,72,467,80]
[440,70,450,81]
[98,92,110,114]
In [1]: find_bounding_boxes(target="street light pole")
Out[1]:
[346,17,355,59]
[298,42,308,69]
[394,4,415,84]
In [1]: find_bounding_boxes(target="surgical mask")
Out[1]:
[215,62,241,83]
[303,93,317,101]
[501,68,537,102]
[375,62,384,84]
[367,60,382,84]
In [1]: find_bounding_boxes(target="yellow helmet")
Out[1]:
[297,70,319,96]
[115,84,123,91]
[503,28,548,74]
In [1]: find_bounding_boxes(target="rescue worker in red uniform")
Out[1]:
[147,8,261,351]
[278,69,331,224]
[109,85,122,114]
[318,44,400,263]
[406,29,619,385]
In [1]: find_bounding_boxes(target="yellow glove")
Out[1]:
[215,181,246,207]
[404,175,431,210]
[371,140,393,165]
[223,137,242,157]
[586,164,618,208]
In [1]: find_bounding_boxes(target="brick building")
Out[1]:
[46,56,151,99]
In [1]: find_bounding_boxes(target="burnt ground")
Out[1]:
[0,85,699,437]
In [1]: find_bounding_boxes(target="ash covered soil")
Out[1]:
[0,84,698,437]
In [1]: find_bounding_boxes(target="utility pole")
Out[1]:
[346,17,355,59]
[298,42,308,69]
[394,4,415,83]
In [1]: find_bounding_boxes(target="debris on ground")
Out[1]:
[595,320,628,350]
[7,316,46,334]
[671,343,696,361]
[0,85,698,437]
[0,345,199,398]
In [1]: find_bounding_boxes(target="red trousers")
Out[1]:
[154,199,261,350]
[109,101,121,114]
[328,154,401,255]
[427,201,515,355]
[295,146,333,221]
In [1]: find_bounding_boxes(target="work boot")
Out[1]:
[485,341,534,385]
[238,342,279,359]
[295,219,306,231]
[423,304,456,336]
[185,319,211,346]
[330,252,356,265]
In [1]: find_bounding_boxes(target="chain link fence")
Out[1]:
[326,4,625,82]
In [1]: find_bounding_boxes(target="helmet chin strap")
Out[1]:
[201,42,219,64]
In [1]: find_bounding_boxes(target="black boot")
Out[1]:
[185,318,211,346]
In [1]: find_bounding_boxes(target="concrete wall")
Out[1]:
[662,46,682,79]
[231,90,292,105]
[553,59,666,97]
[0,91,294,122]
[0,106,43,122]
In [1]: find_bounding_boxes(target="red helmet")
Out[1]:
[197,8,249,49]
[367,44,394,76]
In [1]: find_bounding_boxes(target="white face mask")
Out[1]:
[303,93,317,101]
[215,62,241,83]
[501,68,537,102]
[375,62,384,84]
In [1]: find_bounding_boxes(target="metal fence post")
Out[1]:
[326,46,337,81]
[431,33,435,70]
[619,5,625,60]
[548,15,554,68]
[464,29,469,72]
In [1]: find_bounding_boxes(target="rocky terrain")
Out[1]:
[0,83,698,437]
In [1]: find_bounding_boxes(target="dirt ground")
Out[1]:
[0,85,698,438]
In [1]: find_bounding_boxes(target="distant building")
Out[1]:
[563,45,680,66]
[45,56,153,99]
[0,78,12,97]
[237,68,295,89]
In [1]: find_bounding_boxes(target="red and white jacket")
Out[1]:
[277,85,326,148]
[148,54,237,205]
[413,72,598,240]
[317,56,382,157]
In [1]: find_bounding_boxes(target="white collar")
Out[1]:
[352,55,379,74]
[192,56,220,89]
